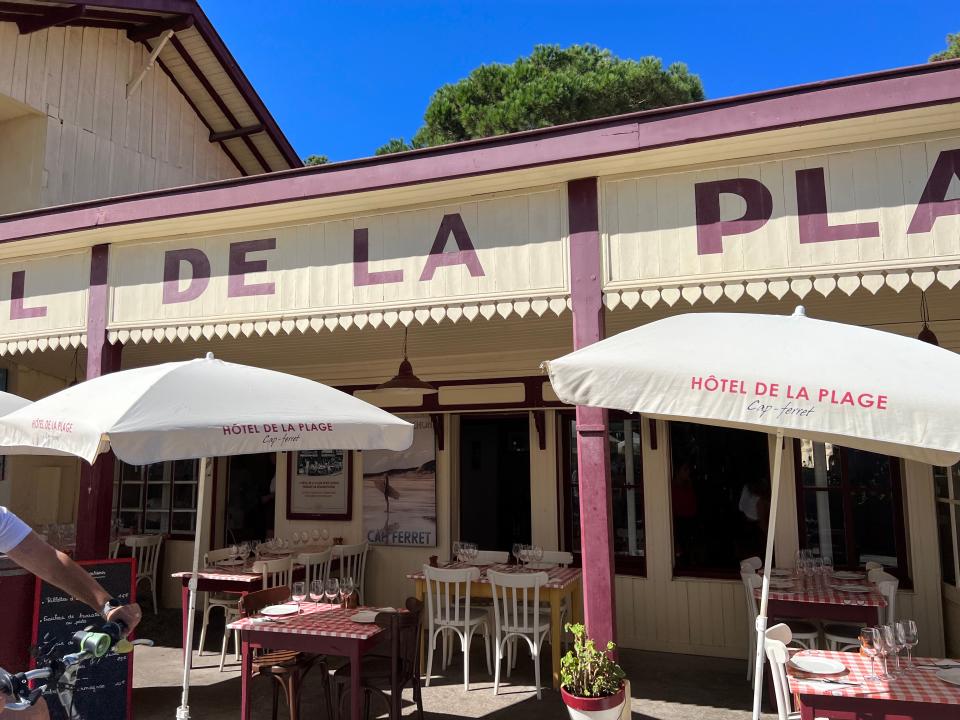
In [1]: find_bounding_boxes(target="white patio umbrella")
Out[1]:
[0,390,30,415]
[543,306,960,720]
[0,352,413,720]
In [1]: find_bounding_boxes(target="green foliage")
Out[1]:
[378,44,704,154]
[560,623,626,698]
[930,32,960,61]
[304,154,329,166]
[374,138,414,156]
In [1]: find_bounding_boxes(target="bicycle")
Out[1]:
[0,621,153,719]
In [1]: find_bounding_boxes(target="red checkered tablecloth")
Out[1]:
[753,574,887,607]
[406,562,581,590]
[227,603,386,641]
[789,650,960,704]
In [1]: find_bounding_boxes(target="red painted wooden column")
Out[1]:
[75,244,121,560]
[567,177,617,650]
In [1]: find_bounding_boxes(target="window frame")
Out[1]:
[792,440,911,585]
[934,464,960,588]
[112,459,200,538]
[559,410,647,577]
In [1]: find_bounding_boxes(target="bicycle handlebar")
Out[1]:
[0,620,153,712]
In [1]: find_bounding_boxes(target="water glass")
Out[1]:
[324,577,340,605]
[452,541,462,561]
[532,545,544,563]
[311,529,321,543]
[299,531,309,544]
[512,543,522,564]
[822,556,834,575]
[310,580,324,604]
[291,581,307,612]
[859,627,882,680]
[340,576,355,605]
[897,619,919,669]
[881,624,902,676]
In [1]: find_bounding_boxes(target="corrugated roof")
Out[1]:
[0,0,301,175]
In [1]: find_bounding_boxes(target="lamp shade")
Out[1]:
[375,357,437,394]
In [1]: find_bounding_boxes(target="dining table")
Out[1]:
[227,603,386,720]
[755,571,888,628]
[788,649,960,719]
[406,561,583,690]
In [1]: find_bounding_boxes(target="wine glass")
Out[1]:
[310,579,324,604]
[452,541,462,562]
[320,528,330,543]
[468,543,479,562]
[291,581,307,613]
[299,531,309,545]
[859,627,882,680]
[311,529,321,543]
[878,625,895,678]
[512,543,522,565]
[340,576,355,606]
[896,620,918,669]
[533,545,544,563]
[324,577,340,605]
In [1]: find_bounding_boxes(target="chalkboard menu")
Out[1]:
[32,559,135,720]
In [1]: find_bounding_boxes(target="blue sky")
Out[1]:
[202,1,958,163]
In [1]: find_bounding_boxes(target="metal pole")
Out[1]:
[176,456,209,720]
[751,429,784,720]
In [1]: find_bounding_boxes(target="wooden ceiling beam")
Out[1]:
[16,3,85,34]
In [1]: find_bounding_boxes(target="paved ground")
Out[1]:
[131,609,773,719]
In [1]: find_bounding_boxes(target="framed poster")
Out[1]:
[286,450,352,520]
[363,415,437,547]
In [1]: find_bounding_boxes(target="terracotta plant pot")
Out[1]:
[561,685,626,720]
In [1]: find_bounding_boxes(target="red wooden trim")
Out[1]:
[532,410,546,450]
[285,451,353,521]
[648,418,657,451]
[3,60,960,244]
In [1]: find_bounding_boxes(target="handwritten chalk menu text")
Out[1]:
[32,559,135,720]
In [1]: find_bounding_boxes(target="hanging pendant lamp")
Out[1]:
[917,291,939,346]
[375,326,437,395]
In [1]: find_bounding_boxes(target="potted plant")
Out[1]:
[560,623,627,720]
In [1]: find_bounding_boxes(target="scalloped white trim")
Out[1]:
[0,332,86,357]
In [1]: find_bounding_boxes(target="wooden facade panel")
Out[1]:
[602,135,960,289]
[107,186,569,329]
[0,21,240,209]
[0,250,89,341]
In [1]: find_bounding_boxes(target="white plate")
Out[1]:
[261,604,299,617]
[790,656,847,676]
[831,584,873,593]
[215,558,246,567]
[350,610,379,624]
[832,571,865,580]
[936,668,960,687]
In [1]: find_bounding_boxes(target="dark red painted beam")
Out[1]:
[16,3,85,33]
[126,12,191,41]
[209,124,263,143]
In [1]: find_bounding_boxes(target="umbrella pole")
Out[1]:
[176,456,209,720]
[751,429,784,720]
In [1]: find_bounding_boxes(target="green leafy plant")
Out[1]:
[560,623,626,698]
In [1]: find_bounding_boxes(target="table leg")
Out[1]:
[349,641,362,720]
[240,635,252,720]
[550,589,562,690]
[415,579,427,676]
[181,582,190,660]
[572,580,584,624]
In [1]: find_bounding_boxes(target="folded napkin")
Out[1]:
[350,607,397,623]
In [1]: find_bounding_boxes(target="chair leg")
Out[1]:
[412,675,424,720]
[493,637,502,696]
[284,675,300,720]
[271,680,280,720]
[320,664,334,720]
[425,631,436,688]
[483,625,492,675]
[462,630,471,692]
[533,641,542,701]
[198,600,212,656]
[219,626,230,672]
[234,630,240,661]
[152,575,159,614]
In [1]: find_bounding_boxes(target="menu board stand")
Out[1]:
[31,558,136,720]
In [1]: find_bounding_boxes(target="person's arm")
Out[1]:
[6,533,141,632]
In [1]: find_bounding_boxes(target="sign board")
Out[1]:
[286,450,352,520]
[31,559,135,720]
[363,415,437,547]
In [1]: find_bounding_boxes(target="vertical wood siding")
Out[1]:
[0,21,240,210]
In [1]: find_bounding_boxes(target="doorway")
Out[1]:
[225,452,276,543]
[458,415,531,552]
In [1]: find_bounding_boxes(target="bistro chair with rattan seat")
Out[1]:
[333,597,424,720]
[238,586,332,720]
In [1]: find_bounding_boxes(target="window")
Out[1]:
[112,460,199,536]
[670,422,770,577]
[562,413,645,575]
[934,463,960,587]
[795,441,909,580]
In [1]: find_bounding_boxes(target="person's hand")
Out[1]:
[107,603,143,635]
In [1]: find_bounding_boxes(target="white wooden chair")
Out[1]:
[740,556,762,572]
[460,550,509,565]
[108,539,120,559]
[125,534,162,614]
[332,542,368,605]
[824,568,899,651]
[741,571,818,681]
[423,565,492,691]
[764,623,799,720]
[297,549,332,589]
[865,561,884,572]
[488,569,551,700]
[197,547,242,660]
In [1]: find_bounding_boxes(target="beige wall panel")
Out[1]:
[602,135,960,289]
[0,250,88,342]
[0,112,45,214]
[529,410,559,550]
[438,383,525,406]
[107,187,568,329]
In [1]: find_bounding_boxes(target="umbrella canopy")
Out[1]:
[0,353,412,720]
[544,306,960,467]
[544,306,960,720]
[0,390,30,416]
[0,353,412,465]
